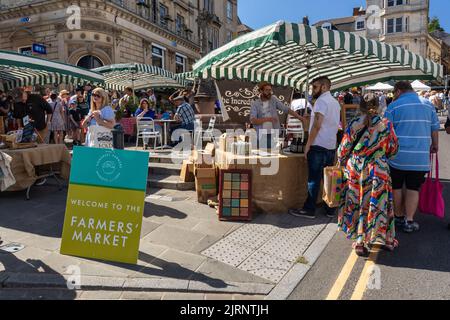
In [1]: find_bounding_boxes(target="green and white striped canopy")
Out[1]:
[0,50,104,91]
[193,21,444,91]
[94,63,190,90]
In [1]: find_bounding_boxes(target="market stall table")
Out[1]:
[2,144,71,199]
[215,150,309,214]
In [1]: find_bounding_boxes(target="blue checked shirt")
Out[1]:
[175,102,196,126]
[384,92,440,172]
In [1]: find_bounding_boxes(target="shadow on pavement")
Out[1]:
[375,181,450,273]
[85,251,229,289]
[143,202,187,219]
[0,253,77,300]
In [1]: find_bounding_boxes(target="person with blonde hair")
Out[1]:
[338,93,399,256]
[81,87,115,148]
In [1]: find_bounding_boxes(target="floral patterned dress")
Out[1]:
[337,115,399,247]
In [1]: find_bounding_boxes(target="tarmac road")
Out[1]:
[289,130,450,300]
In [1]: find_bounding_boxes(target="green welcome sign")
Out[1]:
[60,147,149,264]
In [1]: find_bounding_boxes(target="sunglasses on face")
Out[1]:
[92,94,101,99]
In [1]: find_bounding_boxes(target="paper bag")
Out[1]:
[323,166,344,208]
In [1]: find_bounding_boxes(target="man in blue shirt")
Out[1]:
[385,81,440,233]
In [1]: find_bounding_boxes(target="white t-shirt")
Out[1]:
[261,100,273,130]
[308,91,341,150]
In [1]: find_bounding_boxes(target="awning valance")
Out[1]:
[192,21,444,91]
[0,50,104,91]
[94,63,190,90]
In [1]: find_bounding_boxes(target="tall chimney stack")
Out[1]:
[303,16,310,26]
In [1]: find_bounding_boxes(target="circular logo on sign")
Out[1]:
[95,152,123,183]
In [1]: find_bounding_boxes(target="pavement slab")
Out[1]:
[144,224,207,252]
[0,172,337,298]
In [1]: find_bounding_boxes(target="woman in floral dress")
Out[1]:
[337,93,399,257]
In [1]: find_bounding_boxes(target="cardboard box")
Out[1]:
[193,149,215,167]
[180,160,195,183]
[195,166,217,204]
[204,142,215,156]
[219,133,236,153]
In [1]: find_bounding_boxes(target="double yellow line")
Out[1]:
[326,246,380,300]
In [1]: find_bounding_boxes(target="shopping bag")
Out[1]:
[323,165,344,208]
[86,124,113,149]
[419,154,445,219]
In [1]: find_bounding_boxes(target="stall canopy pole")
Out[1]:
[304,50,312,115]
[132,71,136,106]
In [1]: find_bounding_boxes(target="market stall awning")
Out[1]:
[94,63,190,90]
[366,82,394,91]
[411,80,431,91]
[192,21,444,91]
[0,50,104,91]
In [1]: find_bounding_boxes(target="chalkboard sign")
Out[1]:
[20,122,35,143]
[341,104,360,130]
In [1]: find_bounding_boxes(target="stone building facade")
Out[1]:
[366,0,430,57]
[0,0,240,72]
[314,0,446,77]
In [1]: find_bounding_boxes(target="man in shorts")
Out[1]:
[385,81,440,233]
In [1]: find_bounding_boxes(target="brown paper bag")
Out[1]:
[323,166,344,208]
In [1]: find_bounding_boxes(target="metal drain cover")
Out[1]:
[0,243,25,253]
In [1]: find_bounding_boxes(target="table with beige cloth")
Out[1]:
[2,144,71,192]
[215,150,310,214]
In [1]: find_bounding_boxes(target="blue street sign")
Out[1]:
[20,17,31,23]
[32,43,47,55]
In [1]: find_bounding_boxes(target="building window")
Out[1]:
[321,22,332,30]
[176,15,185,36]
[175,54,186,73]
[226,31,233,43]
[387,0,405,7]
[151,0,158,23]
[159,4,168,28]
[77,55,103,69]
[152,45,165,69]
[227,1,233,22]
[18,46,33,56]
[204,0,214,13]
[356,20,365,30]
[208,27,219,51]
[396,17,403,32]
[387,17,404,34]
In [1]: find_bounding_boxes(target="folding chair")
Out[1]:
[136,117,162,150]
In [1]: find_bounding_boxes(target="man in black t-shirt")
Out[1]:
[16,90,53,143]
[445,116,450,135]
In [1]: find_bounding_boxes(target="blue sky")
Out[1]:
[238,0,449,32]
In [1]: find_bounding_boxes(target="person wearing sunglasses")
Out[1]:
[81,88,115,147]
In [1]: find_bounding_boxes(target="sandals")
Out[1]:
[381,239,399,252]
[354,244,370,257]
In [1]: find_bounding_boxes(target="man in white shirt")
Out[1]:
[290,76,341,219]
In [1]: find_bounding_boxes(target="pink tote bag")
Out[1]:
[419,154,445,219]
